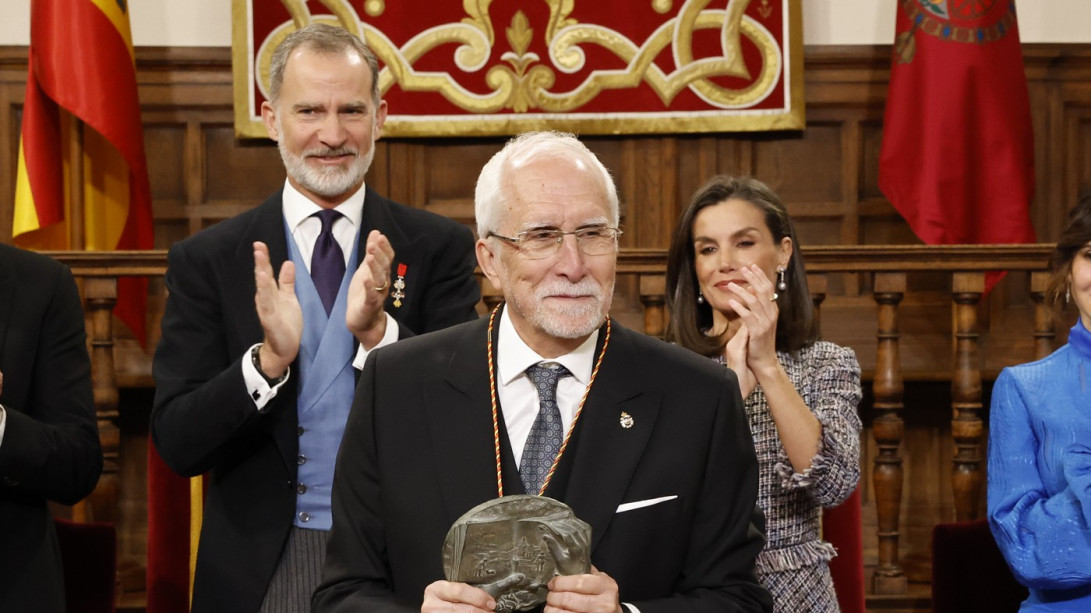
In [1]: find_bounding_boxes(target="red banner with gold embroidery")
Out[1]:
[232,0,803,138]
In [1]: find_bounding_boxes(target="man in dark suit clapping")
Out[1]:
[151,23,480,613]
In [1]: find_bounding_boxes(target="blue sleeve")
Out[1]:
[987,367,1091,590]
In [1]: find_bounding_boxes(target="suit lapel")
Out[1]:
[228,195,291,342]
[427,318,501,524]
[562,325,660,553]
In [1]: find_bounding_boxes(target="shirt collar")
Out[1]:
[280,179,366,232]
[497,306,598,387]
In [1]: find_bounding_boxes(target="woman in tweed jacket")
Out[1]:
[666,175,862,613]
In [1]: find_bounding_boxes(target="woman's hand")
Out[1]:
[723,326,756,398]
[726,264,780,376]
[727,265,822,473]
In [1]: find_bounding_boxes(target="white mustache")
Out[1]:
[305,148,357,158]
[535,279,603,300]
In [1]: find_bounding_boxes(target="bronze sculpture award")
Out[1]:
[442,495,592,612]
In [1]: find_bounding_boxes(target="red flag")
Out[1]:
[146,444,203,613]
[14,0,154,344]
[879,1,1036,260]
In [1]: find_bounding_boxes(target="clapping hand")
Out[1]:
[723,325,756,398]
[253,241,303,378]
[347,230,395,349]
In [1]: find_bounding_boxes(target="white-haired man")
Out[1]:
[315,131,772,613]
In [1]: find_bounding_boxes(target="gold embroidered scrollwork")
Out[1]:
[235,0,799,136]
[383,0,782,113]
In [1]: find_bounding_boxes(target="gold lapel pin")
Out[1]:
[619,411,634,429]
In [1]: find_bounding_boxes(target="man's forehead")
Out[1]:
[507,158,604,195]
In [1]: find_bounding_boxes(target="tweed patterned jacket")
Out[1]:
[718,341,861,613]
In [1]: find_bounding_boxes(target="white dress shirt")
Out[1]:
[495,308,598,470]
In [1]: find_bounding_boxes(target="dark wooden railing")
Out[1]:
[51,244,1059,603]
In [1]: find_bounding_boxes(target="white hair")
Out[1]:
[473,131,619,238]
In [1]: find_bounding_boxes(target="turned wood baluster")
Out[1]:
[640,274,667,338]
[872,272,907,594]
[83,277,120,524]
[1030,271,1056,360]
[807,273,827,325]
[951,273,985,521]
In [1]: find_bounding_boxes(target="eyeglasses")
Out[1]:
[488,226,623,260]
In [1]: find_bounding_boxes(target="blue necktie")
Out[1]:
[520,363,571,495]
[311,209,345,315]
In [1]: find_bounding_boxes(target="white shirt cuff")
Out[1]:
[352,312,400,370]
[622,603,641,613]
[0,405,6,447]
[242,343,290,410]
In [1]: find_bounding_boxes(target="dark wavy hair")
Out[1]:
[1047,192,1091,311]
[665,175,819,356]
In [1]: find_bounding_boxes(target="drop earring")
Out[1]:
[776,267,787,292]
[697,291,705,304]
[1066,285,1071,304]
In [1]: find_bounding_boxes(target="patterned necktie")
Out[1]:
[311,209,345,315]
[520,363,572,495]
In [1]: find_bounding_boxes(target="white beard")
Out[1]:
[276,118,375,199]
[515,277,615,339]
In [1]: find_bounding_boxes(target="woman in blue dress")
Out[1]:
[988,193,1091,612]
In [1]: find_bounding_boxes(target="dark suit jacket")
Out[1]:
[0,244,101,613]
[151,187,481,613]
[314,315,772,613]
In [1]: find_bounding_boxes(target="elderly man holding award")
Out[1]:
[314,131,772,613]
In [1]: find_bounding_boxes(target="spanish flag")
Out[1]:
[14,0,154,344]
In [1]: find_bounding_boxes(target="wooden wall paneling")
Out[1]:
[409,137,503,228]
[185,119,208,238]
[1,50,25,242]
[380,139,413,206]
[1075,97,1091,201]
[1062,91,1085,235]
[144,119,187,247]
[899,387,955,583]
[1031,63,1061,241]
[1,94,14,241]
[674,135,720,213]
[655,137,679,248]
[840,118,862,248]
[204,120,283,215]
[613,138,662,247]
